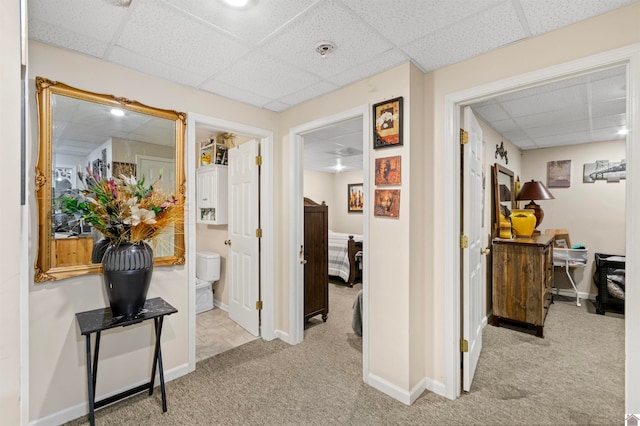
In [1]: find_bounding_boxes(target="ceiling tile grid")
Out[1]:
[162,0,318,45]
[402,1,526,72]
[114,0,250,75]
[211,50,321,101]
[260,0,394,77]
[518,0,638,36]
[326,48,409,87]
[277,81,340,106]
[199,78,273,109]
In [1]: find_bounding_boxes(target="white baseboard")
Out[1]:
[213,299,228,311]
[552,288,595,301]
[367,372,426,406]
[424,377,447,398]
[29,363,190,426]
[274,329,293,344]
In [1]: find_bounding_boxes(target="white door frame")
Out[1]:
[288,105,370,380]
[186,112,275,371]
[443,43,640,409]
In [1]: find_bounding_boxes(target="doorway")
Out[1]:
[186,112,275,371]
[446,44,640,406]
[288,105,370,380]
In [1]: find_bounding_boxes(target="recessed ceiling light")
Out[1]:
[618,128,629,135]
[221,0,255,8]
[110,108,125,117]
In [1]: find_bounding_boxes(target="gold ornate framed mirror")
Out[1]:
[493,164,515,237]
[35,77,186,282]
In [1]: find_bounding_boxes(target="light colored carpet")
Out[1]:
[68,287,624,425]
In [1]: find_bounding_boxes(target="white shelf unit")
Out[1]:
[199,139,228,166]
[196,164,228,225]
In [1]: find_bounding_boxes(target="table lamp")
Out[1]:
[516,180,555,230]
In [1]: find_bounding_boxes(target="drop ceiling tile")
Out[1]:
[277,81,339,106]
[500,86,587,117]
[519,0,637,36]
[592,113,627,129]
[489,118,520,134]
[109,46,208,88]
[162,0,317,44]
[214,51,319,100]
[261,0,393,77]
[403,1,525,72]
[29,19,110,58]
[512,106,588,129]
[199,79,272,109]
[263,101,292,112]
[116,0,249,76]
[590,76,627,103]
[524,119,591,138]
[500,130,530,144]
[341,0,502,46]
[533,131,591,148]
[326,49,408,87]
[28,0,129,43]
[472,103,510,122]
[591,98,627,116]
[590,128,627,142]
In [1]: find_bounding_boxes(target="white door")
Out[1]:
[228,140,260,336]
[138,155,175,257]
[462,106,484,392]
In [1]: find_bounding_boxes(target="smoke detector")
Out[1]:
[315,41,336,58]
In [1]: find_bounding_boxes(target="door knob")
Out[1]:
[224,239,231,246]
[481,247,491,255]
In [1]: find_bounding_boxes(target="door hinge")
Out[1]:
[255,155,262,166]
[460,129,468,145]
[460,338,469,353]
[460,235,469,249]
[256,300,263,311]
[256,228,263,238]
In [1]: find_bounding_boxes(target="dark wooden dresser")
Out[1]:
[491,234,554,337]
[304,198,328,323]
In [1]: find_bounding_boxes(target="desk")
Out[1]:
[75,297,177,426]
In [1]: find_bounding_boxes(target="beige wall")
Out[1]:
[0,0,24,423]
[426,2,640,387]
[280,63,417,391]
[28,41,277,422]
[522,140,626,296]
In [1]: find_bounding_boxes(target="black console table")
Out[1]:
[75,297,177,425]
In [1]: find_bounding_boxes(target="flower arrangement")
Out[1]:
[61,169,182,245]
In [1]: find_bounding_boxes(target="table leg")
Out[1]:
[150,317,168,412]
[85,334,95,426]
[92,331,101,398]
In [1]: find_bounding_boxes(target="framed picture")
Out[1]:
[374,189,400,218]
[375,155,401,185]
[373,97,403,149]
[547,160,571,188]
[348,183,364,212]
[113,162,137,178]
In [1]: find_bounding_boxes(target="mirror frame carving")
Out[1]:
[492,163,515,237]
[34,77,186,282]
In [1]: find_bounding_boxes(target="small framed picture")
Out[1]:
[348,183,364,213]
[375,156,401,185]
[374,189,400,218]
[373,97,403,149]
[547,160,571,188]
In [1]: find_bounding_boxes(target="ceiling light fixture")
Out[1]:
[110,108,125,117]
[221,0,255,8]
[315,41,336,59]
[334,160,344,172]
[618,128,629,135]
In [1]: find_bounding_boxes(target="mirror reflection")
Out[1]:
[493,164,515,237]
[36,77,186,282]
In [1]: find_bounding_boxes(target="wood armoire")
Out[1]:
[303,198,328,323]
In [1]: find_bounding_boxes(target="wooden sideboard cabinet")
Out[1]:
[491,234,554,337]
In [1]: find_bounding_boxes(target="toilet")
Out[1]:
[196,251,220,314]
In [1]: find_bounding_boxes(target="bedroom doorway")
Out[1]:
[288,105,370,379]
[445,45,639,403]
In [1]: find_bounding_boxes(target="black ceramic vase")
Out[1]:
[102,242,153,318]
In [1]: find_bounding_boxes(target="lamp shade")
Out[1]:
[516,180,554,229]
[516,180,555,201]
